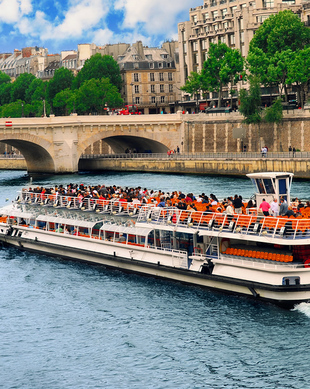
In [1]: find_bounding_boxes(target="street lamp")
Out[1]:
[130,83,134,106]
[43,99,46,117]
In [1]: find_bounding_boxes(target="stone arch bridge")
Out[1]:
[0,113,186,173]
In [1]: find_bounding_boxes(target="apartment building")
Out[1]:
[118,41,180,114]
[178,0,310,108]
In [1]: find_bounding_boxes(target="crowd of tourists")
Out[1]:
[24,183,310,218]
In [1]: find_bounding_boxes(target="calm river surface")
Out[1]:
[1,170,310,389]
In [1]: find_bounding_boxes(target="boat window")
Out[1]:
[278,179,287,195]
[256,179,266,194]
[263,179,274,194]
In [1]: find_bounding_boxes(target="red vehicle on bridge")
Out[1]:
[119,105,141,115]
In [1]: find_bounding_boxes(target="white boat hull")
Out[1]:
[1,225,310,309]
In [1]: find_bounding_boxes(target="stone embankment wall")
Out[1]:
[79,158,310,179]
[183,111,310,153]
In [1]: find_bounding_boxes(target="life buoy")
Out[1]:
[304,258,310,268]
[220,238,230,253]
[194,246,202,254]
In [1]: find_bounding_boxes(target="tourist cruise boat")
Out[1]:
[0,172,310,309]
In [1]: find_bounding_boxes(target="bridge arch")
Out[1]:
[78,134,170,157]
[0,138,55,173]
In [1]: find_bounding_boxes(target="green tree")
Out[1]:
[249,10,310,56]
[239,75,262,124]
[264,97,283,124]
[53,89,76,116]
[286,47,310,108]
[0,83,12,105]
[73,54,122,91]
[248,10,310,104]
[46,67,74,107]
[10,73,36,102]
[0,100,24,118]
[0,71,11,86]
[201,43,243,108]
[180,71,203,112]
[25,78,46,103]
[75,78,123,115]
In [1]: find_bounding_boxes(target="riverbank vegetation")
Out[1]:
[0,54,123,117]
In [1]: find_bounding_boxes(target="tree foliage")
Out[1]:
[75,78,123,115]
[239,76,262,124]
[249,10,310,55]
[201,43,243,107]
[74,54,122,91]
[264,97,283,124]
[247,10,310,105]
[10,73,36,103]
[46,67,74,105]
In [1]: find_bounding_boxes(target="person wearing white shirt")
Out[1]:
[270,198,279,216]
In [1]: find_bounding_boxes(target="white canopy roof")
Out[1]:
[100,224,153,236]
[36,215,97,228]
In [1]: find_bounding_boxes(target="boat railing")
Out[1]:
[215,255,305,269]
[138,207,310,241]
[18,191,155,215]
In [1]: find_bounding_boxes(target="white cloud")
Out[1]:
[17,0,110,43]
[53,0,108,39]
[114,0,201,40]
[0,0,32,24]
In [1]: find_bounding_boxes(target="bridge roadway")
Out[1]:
[0,113,185,174]
[1,109,310,175]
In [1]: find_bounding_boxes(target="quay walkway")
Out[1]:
[1,152,310,178]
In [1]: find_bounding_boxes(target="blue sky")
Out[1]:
[0,0,202,54]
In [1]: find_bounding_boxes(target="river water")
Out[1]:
[1,170,310,389]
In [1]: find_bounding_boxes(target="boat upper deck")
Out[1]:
[14,190,310,244]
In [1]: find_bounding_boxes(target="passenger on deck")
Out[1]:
[259,198,271,216]
[285,206,295,217]
[177,200,187,210]
[279,198,288,216]
[187,203,197,211]
[270,198,279,216]
[233,194,243,214]
[224,201,234,215]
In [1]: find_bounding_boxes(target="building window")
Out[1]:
[150,73,155,81]
[183,43,187,53]
[134,73,139,82]
[193,41,198,51]
[168,72,173,81]
[151,96,156,103]
[169,84,173,93]
[159,73,164,81]
[222,8,227,17]
[135,97,140,104]
[150,63,154,68]
[212,10,218,19]
[158,62,163,68]
[262,0,274,7]
[134,85,139,93]
[151,84,155,93]
[192,15,198,24]
[203,12,209,22]
[160,84,164,93]
[161,96,165,103]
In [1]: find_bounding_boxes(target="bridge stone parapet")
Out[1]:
[0,113,185,173]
